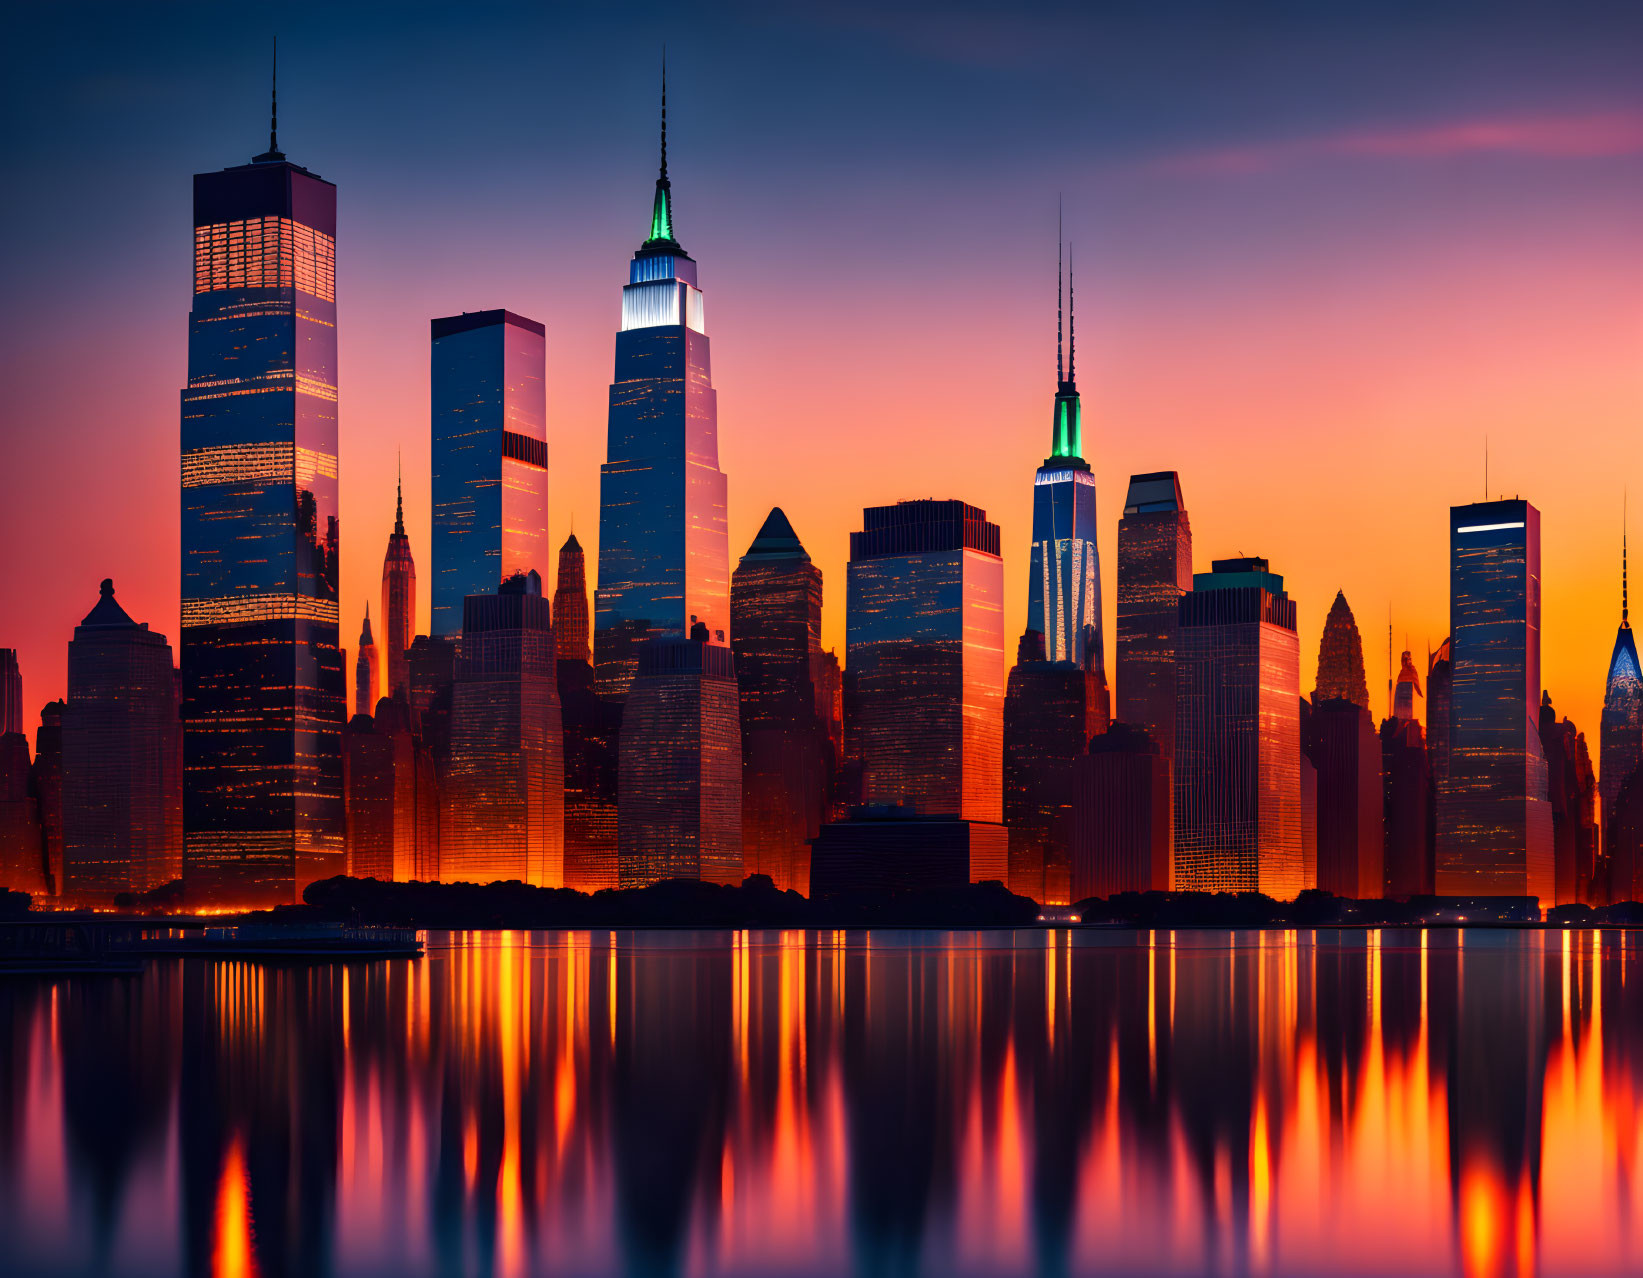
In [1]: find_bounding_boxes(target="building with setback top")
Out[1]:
[381,469,416,702]
[1117,472,1191,762]
[555,533,619,892]
[1600,530,1642,838]
[179,89,344,907]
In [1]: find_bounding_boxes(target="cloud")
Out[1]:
[1149,110,1643,175]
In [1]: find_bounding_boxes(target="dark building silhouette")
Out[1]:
[0,650,20,737]
[0,732,44,893]
[407,635,457,744]
[1437,500,1552,901]
[1607,769,1643,903]
[730,508,830,894]
[1306,592,1383,899]
[180,110,344,908]
[381,469,416,702]
[32,700,64,895]
[554,532,591,665]
[555,534,618,892]
[1428,638,1453,794]
[1173,558,1303,897]
[1381,715,1434,897]
[1393,648,1423,723]
[343,698,434,882]
[809,805,1008,897]
[846,499,1005,826]
[1599,532,1642,843]
[617,626,741,888]
[61,580,182,900]
[443,573,564,885]
[1539,694,1597,906]
[1116,472,1191,762]
[430,309,549,638]
[354,603,378,718]
[1027,238,1102,670]
[594,90,730,701]
[1070,723,1170,900]
[1003,630,1108,905]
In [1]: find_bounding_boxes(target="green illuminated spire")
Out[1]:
[1049,232,1085,464]
[643,54,682,252]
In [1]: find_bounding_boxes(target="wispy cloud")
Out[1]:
[1149,110,1643,175]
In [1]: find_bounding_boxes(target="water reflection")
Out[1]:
[1,929,1640,1276]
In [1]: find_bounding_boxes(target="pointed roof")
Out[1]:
[1314,589,1370,710]
[393,452,405,537]
[253,38,286,164]
[741,507,810,562]
[1608,625,1641,686]
[640,55,684,256]
[359,602,374,647]
[80,578,137,629]
[561,531,583,554]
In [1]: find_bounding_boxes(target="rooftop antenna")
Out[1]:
[255,37,284,162]
[1484,434,1489,501]
[1387,606,1393,722]
[1056,198,1063,385]
[1625,488,1630,627]
[1067,242,1076,385]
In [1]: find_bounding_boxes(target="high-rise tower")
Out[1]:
[381,463,416,702]
[1026,237,1102,669]
[594,71,730,700]
[1116,472,1191,760]
[554,533,591,665]
[1600,520,1643,835]
[355,604,378,717]
[1305,591,1384,899]
[1436,499,1553,900]
[430,309,548,637]
[180,67,344,906]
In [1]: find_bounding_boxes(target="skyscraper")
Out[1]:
[1393,648,1423,722]
[1116,472,1191,760]
[594,77,730,700]
[430,309,549,638]
[355,603,378,718]
[344,698,430,883]
[845,499,1005,823]
[32,702,63,896]
[1427,638,1453,791]
[1540,693,1597,906]
[1173,557,1303,898]
[553,533,591,665]
[61,580,182,900]
[1306,591,1383,899]
[443,573,564,886]
[1436,500,1553,902]
[180,85,344,907]
[1026,240,1102,669]
[0,732,44,895]
[730,508,830,894]
[0,650,20,737]
[381,467,416,702]
[1070,723,1171,900]
[1599,529,1642,835]
[618,625,741,888]
[1382,646,1433,897]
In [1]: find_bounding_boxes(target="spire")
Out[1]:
[254,38,285,164]
[1624,491,1630,628]
[643,51,679,250]
[1056,201,1064,385]
[1067,243,1076,387]
[394,450,405,537]
[1047,218,1084,464]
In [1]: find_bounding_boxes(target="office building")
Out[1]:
[1539,694,1596,906]
[1380,714,1433,897]
[443,573,564,885]
[846,499,1005,824]
[1070,723,1171,900]
[430,309,549,637]
[381,470,416,701]
[730,508,830,894]
[60,580,182,900]
[0,733,44,894]
[594,83,730,699]
[0,650,20,737]
[1436,501,1553,901]
[555,534,618,892]
[1116,472,1191,760]
[32,702,63,896]
[618,626,741,888]
[344,698,434,882]
[354,603,378,718]
[1306,591,1383,898]
[808,805,1008,897]
[1599,533,1642,834]
[179,103,344,907]
[554,532,591,665]
[1173,558,1303,897]
[1393,648,1422,723]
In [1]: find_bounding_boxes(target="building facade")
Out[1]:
[381,472,416,701]
[1539,694,1597,906]
[354,604,378,718]
[553,532,591,665]
[180,124,344,907]
[430,309,549,638]
[730,508,830,894]
[594,99,730,700]
[1070,722,1171,901]
[1599,537,1642,836]
[1305,591,1383,899]
[617,628,741,888]
[61,580,182,900]
[442,575,564,885]
[846,499,1005,823]
[555,534,618,892]
[1173,558,1303,898]
[1436,500,1554,901]
[0,650,20,737]
[1116,472,1191,761]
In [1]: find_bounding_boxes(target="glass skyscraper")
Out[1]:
[180,118,344,907]
[1173,558,1303,898]
[594,90,730,700]
[1027,246,1101,669]
[846,500,1005,822]
[1599,531,1641,835]
[1436,499,1553,901]
[1116,472,1191,760]
[430,309,549,638]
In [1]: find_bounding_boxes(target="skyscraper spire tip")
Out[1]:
[1067,242,1075,386]
[254,36,285,163]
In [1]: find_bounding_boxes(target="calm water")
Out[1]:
[2,929,1641,1278]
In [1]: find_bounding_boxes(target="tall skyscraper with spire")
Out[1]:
[1026,235,1102,670]
[1600,517,1642,834]
[553,533,591,665]
[180,59,345,906]
[594,69,730,700]
[381,464,416,702]
[355,604,378,717]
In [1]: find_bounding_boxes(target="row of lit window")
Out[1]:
[182,594,339,626]
[194,217,336,302]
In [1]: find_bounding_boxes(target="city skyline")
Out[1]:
[6,5,1641,765]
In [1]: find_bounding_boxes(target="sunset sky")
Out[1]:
[3,1,1641,750]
